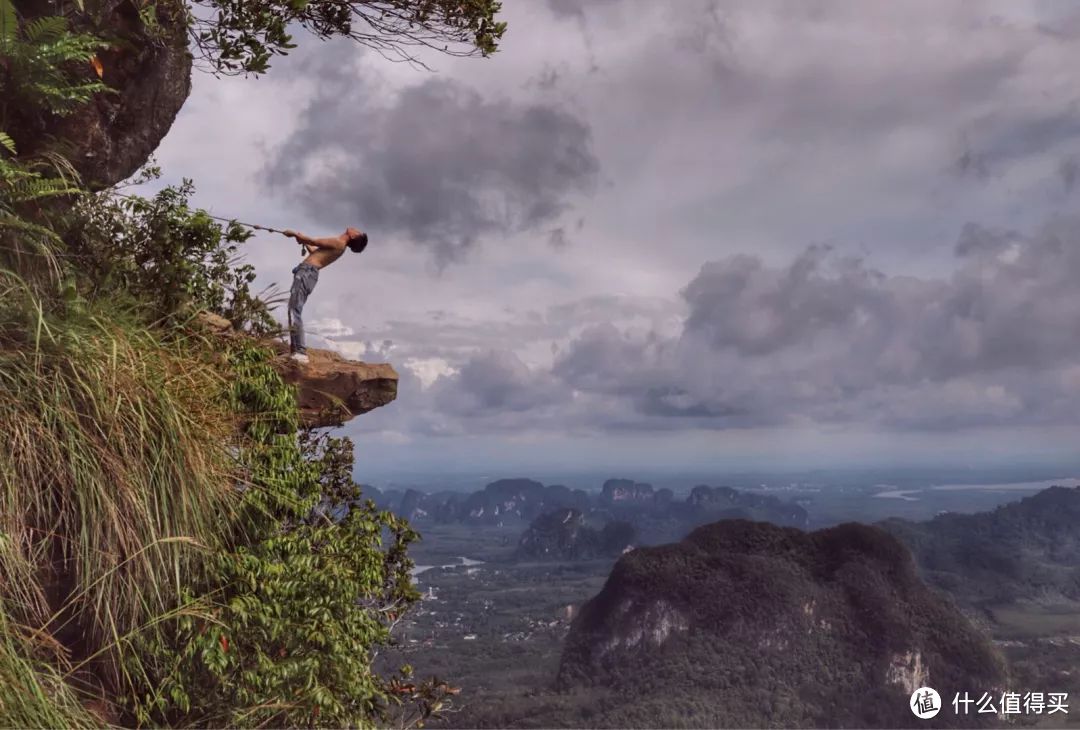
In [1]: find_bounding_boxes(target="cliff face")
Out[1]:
[12,0,192,188]
[558,519,1006,728]
[685,484,811,527]
[601,478,654,503]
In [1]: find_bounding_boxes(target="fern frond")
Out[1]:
[37,34,102,54]
[0,214,63,241]
[22,16,67,44]
[28,81,108,112]
[5,176,82,203]
[0,134,14,156]
[1,10,108,118]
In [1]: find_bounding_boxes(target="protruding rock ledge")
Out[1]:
[268,342,398,428]
[194,312,398,428]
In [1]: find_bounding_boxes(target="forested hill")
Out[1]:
[880,485,1080,606]
[548,519,1006,728]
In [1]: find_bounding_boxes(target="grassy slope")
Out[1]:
[0,292,237,724]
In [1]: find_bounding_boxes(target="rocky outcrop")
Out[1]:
[12,0,192,188]
[270,342,398,428]
[685,484,811,527]
[398,489,434,522]
[601,478,654,503]
[195,312,397,427]
[557,519,1006,728]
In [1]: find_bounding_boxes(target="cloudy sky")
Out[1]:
[152,0,1080,478]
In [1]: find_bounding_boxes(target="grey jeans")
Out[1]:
[288,262,319,354]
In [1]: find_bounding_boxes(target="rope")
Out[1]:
[1,190,306,261]
[110,191,288,235]
[204,213,285,235]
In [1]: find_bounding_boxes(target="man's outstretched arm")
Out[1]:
[282,230,345,250]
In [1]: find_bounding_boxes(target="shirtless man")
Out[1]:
[280,227,368,363]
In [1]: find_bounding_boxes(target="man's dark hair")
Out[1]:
[347,231,369,253]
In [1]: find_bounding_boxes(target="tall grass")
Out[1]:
[0,274,238,698]
[0,606,99,729]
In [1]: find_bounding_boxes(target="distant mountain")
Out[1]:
[365,479,591,525]
[598,481,812,544]
[600,478,655,504]
[364,477,809,544]
[556,519,1006,728]
[676,484,810,527]
[517,508,635,561]
[881,485,1080,606]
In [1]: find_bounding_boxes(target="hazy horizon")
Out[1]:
[356,461,1080,493]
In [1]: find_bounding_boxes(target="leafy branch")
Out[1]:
[186,0,506,75]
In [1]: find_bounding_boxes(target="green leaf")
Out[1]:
[0,132,15,155]
[0,0,16,43]
[138,4,158,30]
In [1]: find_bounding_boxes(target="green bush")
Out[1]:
[69,178,278,334]
[131,343,422,728]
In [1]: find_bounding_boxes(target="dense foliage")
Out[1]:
[70,177,278,332]
[132,345,424,727]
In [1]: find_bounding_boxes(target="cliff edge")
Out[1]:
[270,342,398,427]
[196,312,398,427]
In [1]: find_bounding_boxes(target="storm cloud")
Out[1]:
[353,216,1080,437]
[264,75,598,264]
[546,217,1080,432]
